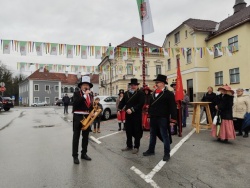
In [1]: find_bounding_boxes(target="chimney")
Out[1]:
[234,0,247,14]
[65,71,68,77]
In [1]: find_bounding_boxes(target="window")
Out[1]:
[127,64,133,75]
[187,48,192,63]
[45,97,50,104]
[185,30,188,38]
[64,87,68,93]
[34,97,39,103]
[230,68,240,84]
[215,71,223,85]
[54,85,59,92]
[228,36,238,52]
[70,87,74,93]
[214,42,222,58]
[167,59,171,70]
[45,85,50,91]
[34,84,39,91]
[175,32,180,44]
[156,65,161,75]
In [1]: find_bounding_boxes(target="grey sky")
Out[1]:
[0,0,249,74]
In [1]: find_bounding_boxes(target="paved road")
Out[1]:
[0,106,249,188]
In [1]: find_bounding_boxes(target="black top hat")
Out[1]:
[118,89,125,95]
[170,79,176,88]
[78,76,93,88]
[153,74,168,85]
[128,78,140,85]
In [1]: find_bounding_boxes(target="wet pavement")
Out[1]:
[0,106,249,188]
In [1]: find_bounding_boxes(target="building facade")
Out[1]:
[98,37,166,96]
[19,68,99,106]
[163,0,250,101]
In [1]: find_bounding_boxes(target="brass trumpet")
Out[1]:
[81,102,102,130]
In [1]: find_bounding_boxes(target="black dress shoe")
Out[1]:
[143,150,155,156]
[81,154,92,161]
[73,157,80,164]
[163,155,170,161]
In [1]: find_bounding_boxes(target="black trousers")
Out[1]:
[234,118,249,133]
[64,105,69,114]
[72,114,90,158]
[126,114,143,149]
[94,116,101,129]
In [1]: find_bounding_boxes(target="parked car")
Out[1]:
[95,96,118,120]
[55,97,73,106]
[31,101,48,107]
[0,96,14,111]
[0,101,3,111]
[55,99,63,106]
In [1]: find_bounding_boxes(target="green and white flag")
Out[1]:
[121,48,128,60]
[81,45,87,59]
[67,45,73,58]
[136,0,154,35]
[95,46,102,59]
[50,43,58,55]
[3,40,11,54]
[35,42,43,56]
[19,41,27,56]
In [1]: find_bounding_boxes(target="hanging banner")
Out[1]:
[50,43,58,55]
[19,41,27,56]
[35,42,43,56]
[95,46,102,59]
[67,45,73,58]
[3,40,11,54]
[81,45,87,59]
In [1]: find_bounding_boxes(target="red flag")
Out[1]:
[175,59,184,101]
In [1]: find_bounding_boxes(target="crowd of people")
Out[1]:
[70,74,249,164]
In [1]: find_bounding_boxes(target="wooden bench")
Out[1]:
[190,102,212,133]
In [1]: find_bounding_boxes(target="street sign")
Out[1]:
[0,87,6,92]
[19,96,22,102]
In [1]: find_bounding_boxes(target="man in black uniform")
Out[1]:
[143,74,177,161]
[118,78,145,154]
[72,75,93,164]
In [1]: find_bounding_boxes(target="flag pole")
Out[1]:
[141,1,146,87]
[177,58,182,137]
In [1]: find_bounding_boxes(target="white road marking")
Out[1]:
[90,131,123,144]
[131,128,196,188]
[97,131,122,140]
[89,136,102,144]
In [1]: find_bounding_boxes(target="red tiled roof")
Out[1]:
[28,68,61,81]
[28,68,99,85]
[117,37,160,48]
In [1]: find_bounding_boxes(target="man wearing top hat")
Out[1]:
[143,74,177,161]
[72,75,94,164]
[118,78,145,154]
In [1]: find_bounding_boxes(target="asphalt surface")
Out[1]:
[0,106,249,188]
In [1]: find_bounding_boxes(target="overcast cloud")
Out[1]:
[0,0,249,74]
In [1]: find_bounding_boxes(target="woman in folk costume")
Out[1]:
[233,88,250,138]
[116,89,126,131]
[142,86,152,130]
[212,85,236,142]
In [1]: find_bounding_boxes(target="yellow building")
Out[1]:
[163,0,250,101]
[98,37,165,95]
